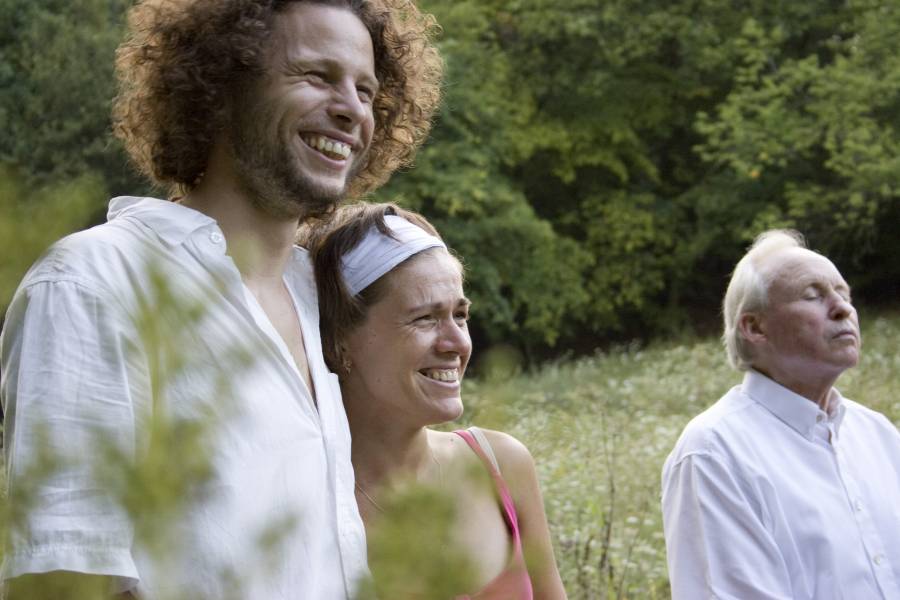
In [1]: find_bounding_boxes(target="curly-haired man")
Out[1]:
[0,1,442,598]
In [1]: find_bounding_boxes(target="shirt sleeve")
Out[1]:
[1,277,145,586]
[661,452,793,600]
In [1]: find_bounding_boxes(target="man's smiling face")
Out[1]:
[229,2,378,219]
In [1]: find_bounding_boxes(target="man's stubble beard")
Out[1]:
[228,101,369,223]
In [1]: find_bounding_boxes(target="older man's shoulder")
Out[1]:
[666,384,759,462]
[841,397,900,443]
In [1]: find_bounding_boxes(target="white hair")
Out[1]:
[722,229,806,370]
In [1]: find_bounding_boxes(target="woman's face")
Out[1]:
[342,250,472,427]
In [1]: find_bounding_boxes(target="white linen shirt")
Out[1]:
[661,370,900,600]
[0,197,368,599]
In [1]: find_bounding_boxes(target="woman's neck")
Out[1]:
[350,419,438,488]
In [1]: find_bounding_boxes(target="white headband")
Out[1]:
[341,214,446,296]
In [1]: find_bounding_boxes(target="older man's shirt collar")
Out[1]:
[743,369,846,441]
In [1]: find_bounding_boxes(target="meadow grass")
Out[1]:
[459,308,900,598]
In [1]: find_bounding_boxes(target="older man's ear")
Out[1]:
[737,313,766,346]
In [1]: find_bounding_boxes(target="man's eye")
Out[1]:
[357,86,374,101]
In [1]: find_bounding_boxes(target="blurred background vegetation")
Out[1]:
[2,0,900,597]
[2,0,899,364]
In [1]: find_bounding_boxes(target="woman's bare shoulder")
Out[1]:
[473,427,537,481]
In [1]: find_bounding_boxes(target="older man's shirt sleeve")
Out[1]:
[1,277,144,586]
[662,451,793,600]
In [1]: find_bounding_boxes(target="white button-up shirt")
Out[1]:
[662,369,900,600]
[1,197,368,599]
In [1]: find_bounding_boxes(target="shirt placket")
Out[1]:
[830,430,900,598]
[314,378,367,596]
[335,467,367,595]
[287,264,366,596]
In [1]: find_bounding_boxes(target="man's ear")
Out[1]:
[738,312,767,345]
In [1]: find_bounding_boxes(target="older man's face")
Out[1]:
[755,248,860,386]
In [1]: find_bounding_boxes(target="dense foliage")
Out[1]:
[3,0,899,359]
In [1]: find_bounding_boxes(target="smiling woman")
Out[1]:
[298,203,568,599]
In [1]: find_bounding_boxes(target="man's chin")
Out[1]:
[292,178,348,218]
[244,172,348,221]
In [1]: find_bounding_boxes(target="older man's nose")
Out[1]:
[829,293,854,320]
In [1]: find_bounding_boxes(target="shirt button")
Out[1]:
[209,231,224,244]
[854,499,863,512]
[874,554,884,566]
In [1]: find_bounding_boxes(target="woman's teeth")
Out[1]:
[421,369,459,382]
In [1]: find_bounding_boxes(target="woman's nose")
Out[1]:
[436,318,471,355]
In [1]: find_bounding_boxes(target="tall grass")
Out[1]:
[460,309,900,598]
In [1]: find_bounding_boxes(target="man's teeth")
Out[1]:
[422,369,459,382]
[302,134,351,159]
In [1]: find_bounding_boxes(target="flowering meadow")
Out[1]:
[460,309,900,598]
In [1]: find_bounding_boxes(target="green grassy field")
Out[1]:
[459,309,900,598]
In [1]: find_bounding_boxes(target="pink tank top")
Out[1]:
[453,428,534,600]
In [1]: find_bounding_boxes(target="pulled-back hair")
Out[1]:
[722,229,806,370]
[298,202,453,373]
[113,0,443,197]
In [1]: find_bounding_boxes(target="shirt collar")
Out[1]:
[107,196,218,247]
[826,390,847,438]
[742,370,846,441]
[108,195,313,279]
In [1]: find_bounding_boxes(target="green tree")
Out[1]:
[5,0,899,359]
[695,3,900,274]
[394,0,900,358]
[0,0,140,195]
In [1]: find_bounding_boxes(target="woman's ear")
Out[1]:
[337,343,352,376]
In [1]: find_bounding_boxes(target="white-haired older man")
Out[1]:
[662,230,900,599]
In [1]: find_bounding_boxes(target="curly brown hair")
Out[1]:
[113,0,443,198]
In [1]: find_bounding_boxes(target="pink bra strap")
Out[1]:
[453,429,523,548]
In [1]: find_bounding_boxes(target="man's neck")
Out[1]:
[182,176,299,286]
[753,365,838,411]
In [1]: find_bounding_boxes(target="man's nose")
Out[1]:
[829,293,854,320]
[328,80,369,126]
